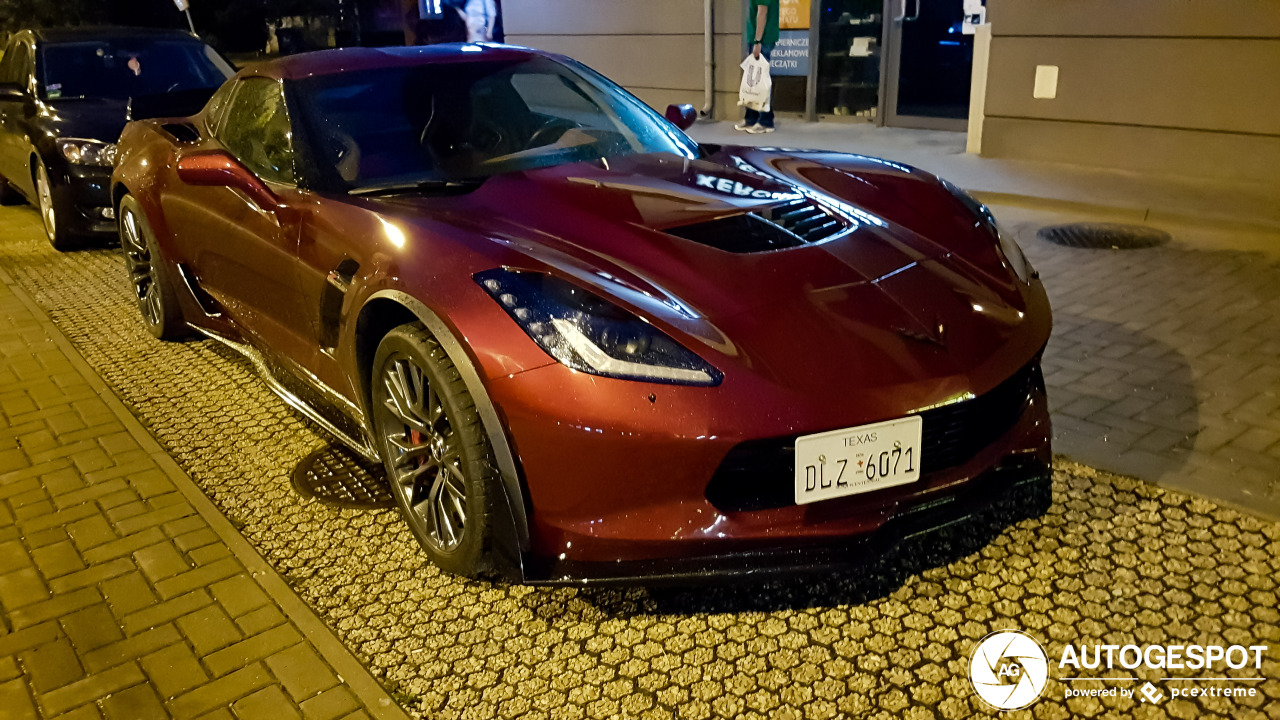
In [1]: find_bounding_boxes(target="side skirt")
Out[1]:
[192,327,380,462]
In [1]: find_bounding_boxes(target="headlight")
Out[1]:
[940,179,1035,284]
[56,138,117,167]
[475,269,722,386]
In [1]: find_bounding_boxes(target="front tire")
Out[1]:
[35,159,77,251]
[119,194,186,340]
[371,324,497,577]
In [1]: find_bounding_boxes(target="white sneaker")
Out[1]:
[734,121,753,132]
[746,125,775,134]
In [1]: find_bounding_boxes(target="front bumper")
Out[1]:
[51,163,115,235]
[493,354,1053,582]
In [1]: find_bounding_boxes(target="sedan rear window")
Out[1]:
[39,40,233,100]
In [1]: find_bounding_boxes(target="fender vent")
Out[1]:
[666,198,848,253]
[319,258,359,349]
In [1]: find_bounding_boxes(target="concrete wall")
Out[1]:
[983,0,1280,184]
[504,0,745,119]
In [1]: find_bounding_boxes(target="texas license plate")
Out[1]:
[794,415,923,505]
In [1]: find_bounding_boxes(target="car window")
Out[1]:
[38,39,232,100]
[294,56,698,192]
[217,78,296,185]
[202,80,238,136]
[2,41,32,90]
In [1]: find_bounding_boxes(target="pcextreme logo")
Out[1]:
[969,630,1050,710]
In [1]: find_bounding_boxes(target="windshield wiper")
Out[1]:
[348,178,484,197]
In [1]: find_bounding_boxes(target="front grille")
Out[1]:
[665,198,848,253]
[704,364,1043,513]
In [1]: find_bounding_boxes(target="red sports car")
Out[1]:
[111,44,1051,584]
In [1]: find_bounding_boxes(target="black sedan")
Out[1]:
[0,27,233,249]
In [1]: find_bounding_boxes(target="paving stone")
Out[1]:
[234,604,286,636]
[114,504,196,537]
[58,702,104,720]
[30,541,86,579]
[0,539,32,574]
[0,677,38,720]
[38,661,145,717]
[154,557,242,601]
[121,591,212,636]
[100,682,168,720]
[81,624,183,675]
[100,571,158,618]
[82,527,167,565]
[299,686,360,720]
[265,644,339,701]
[209,575,270,619]
[0,656,19,682]
[9,586,100,630]
[21,637,84,693]
[0,621,62,657]
[134,541,191,583]
[59,601,125,654]
[54,478,131,512]
[66,515,119,553]
[204,624,303,678]
[140,642,210,700]
[168,663,275,719]
[47,557,134,594]
[174,529,220,553]
[0,567,47,610]
[177,604,243,656]
[232,685,303,720]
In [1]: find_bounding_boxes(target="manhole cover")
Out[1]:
[291,445,395,509]
[1036,223,1170,249]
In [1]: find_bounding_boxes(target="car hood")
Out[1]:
[36,98,131,143]
[376,152,1045,395]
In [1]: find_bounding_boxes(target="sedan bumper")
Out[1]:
[52,164,115,235]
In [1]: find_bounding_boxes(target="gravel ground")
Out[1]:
[0,208,1277,719]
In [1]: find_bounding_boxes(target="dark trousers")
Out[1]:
[743,46,775,128]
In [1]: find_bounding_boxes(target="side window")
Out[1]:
[7,41,33,92]
[0,39,16,83]
[202,80,237,136]
[216,78,295,185]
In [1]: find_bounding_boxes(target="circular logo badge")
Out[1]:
[969,630,1049,710]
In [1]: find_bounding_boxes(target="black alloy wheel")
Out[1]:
[371,323,497,576]
[118,195,186,340]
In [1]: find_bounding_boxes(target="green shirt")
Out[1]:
[745,0,780,48]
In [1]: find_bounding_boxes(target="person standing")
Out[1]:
[737,0,779,133]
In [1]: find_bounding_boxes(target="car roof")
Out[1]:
[26,26,203,45]
[249,43,547,82]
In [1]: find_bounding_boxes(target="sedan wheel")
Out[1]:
[35,161,75,251]
[371,324,495,576]
[118,195,186,340]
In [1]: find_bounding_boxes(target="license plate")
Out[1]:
[794,415,923,505]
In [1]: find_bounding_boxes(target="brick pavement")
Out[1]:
[993,205,1280,519]
[0,268,408,720]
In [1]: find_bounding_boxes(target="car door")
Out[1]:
[0,37,34,194]
[167,76,314,363]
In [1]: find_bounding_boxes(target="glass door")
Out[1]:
[814,0,883,120]
[883,0,972,129]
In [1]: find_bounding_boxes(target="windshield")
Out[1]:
[39,40,234,100]
[294,55,699,192]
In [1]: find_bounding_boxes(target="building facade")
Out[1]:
[504,0,1280,184]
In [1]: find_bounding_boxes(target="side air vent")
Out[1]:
[666,198,848,254]
[160,123,201,144]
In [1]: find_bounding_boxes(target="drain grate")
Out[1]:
[1036,223,1170,249]
[291,444,395,509]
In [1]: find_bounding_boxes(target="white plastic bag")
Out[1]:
[738,54,772,112]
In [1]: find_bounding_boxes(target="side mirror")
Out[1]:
[0,82,27,100]
[176,149,278,211]
[665,103,697,131]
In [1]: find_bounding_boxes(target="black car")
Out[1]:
[0,27,233,249]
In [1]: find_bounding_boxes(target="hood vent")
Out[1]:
[666,198,848,253]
